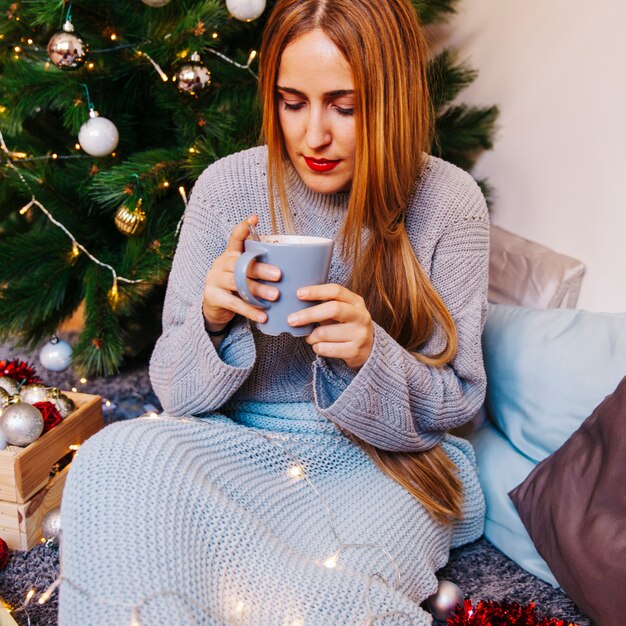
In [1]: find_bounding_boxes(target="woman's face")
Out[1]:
[276,29,356,194]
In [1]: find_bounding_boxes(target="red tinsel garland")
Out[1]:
[33,402,63,433]
[0,538,8,571]
[446,599,578,626]
[0,359,42,385]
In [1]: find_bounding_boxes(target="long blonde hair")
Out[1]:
[259,0,462,524]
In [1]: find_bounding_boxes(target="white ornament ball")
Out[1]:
[0,402,44,446]
[226,0,266,22]
[0,430,6,450]
[141,0,171,5]
[425,580,463,621]
[41,506,62,545]
[78,113,119,157]
[19,383,49,405]
[40,336,73,371]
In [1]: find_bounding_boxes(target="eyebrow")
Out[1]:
[276,86,354,98]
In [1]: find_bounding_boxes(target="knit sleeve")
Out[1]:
[311,188,489,452]
[149,168,256,416]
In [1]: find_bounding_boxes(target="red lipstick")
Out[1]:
[303,156,340,172]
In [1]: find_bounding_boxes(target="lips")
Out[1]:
[303,156,341,172]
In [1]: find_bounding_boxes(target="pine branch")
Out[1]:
[428,48,478,111]
[433,104,500,170]
[412,0,458,25]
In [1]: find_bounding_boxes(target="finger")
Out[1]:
[305,321,355,345]
[222,253,281,282]
[309,341,352,360]
[287,300,352,327]
[216,271,280,302]
[226,215,258,253]
[297,283,361,305]
[213,290,268,324]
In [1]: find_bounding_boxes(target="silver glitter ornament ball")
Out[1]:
[0,377,18,396]
[226,0,266,21]
[19,383,49,405]
[176,52,211,96]
[425,580,463,621]
[141,0,171,6]
[0,402,44,446]
[41,506,62,545]
[47,20,89,71]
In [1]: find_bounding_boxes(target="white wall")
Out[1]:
[429,0,626,312]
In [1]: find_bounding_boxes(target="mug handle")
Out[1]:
[233,249,271,309]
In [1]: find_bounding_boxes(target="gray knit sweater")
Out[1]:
[149,146,489,451]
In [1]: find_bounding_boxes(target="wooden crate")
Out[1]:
[0,392,103,550]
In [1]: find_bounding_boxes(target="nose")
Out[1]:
[305,107,331,150]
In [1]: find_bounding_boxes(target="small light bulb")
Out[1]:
[27,38,33,45]
[288,465,304,479]
[188,147,196,153]
[74,143,81,150]
[323,554,338,569]
[52,153,58,159]
[111,151,117,157]
[79,377,87,384]
[105,400,112,407]
[212,32,219,39]
[110,33,117,41]
[162,181,170,188]
[69,444,81,451]
[14,46,21,53]
[87,62,95,69]
[71,387,78,393]
[72,242,80,257]
[247,50,257,65]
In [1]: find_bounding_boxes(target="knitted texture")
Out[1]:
[59,403,485,625]
[149,146,491,451]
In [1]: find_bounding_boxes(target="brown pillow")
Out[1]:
[509,375,626,626]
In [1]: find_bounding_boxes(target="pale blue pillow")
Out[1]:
[468,423,559,587]
[482,304,626,463]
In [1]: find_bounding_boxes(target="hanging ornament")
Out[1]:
[175,51,211,96]
[47,20,89,71]
[114,198,147,236]
[0,377,18,396]
[41,506,62,546]
[78,109,119,157]
[425,580,464,621]
[141,0,171,5]
[0,387,11,413]
[226,0,266,22]
[39,336,73,372]
[0,399,44,446]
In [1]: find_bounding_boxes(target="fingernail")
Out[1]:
[270,269,281,279]
[297,288,307,298]
[288,314,301,325]
[257,313,266,323]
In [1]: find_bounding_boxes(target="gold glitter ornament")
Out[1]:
[114,198,147,236]
[48,388,76,418]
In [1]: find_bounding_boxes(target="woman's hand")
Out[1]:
[202,215,281,333]
[287,284,374,369]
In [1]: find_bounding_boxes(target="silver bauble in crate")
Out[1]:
[0,377,18,396]
[141,0,171,5]
[176,52,211,96]
[40,336,73,371]
[425,580,464,621]
[0,401,44,446]
[114,198,147,236]
[19,383,49,405]
[48,389,76,419]
[41,506,62,545]
[226,0,266,21]
[78,110,119,157]
[47,20,89,71]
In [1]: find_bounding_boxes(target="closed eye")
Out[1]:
[282,101,305,111]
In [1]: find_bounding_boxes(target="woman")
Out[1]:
[59,0,489,624]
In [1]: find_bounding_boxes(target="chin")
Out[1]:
[298,169,351,194]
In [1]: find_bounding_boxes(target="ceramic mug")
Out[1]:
[234,234,334,336]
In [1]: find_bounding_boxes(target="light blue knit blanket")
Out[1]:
[59,402,484,625]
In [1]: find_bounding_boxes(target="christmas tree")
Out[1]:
[0,0,498,376]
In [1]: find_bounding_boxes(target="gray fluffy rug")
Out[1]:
[0,338,592,625]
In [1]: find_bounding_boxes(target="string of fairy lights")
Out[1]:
[0,3,258,303]
[5,414,417,626]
